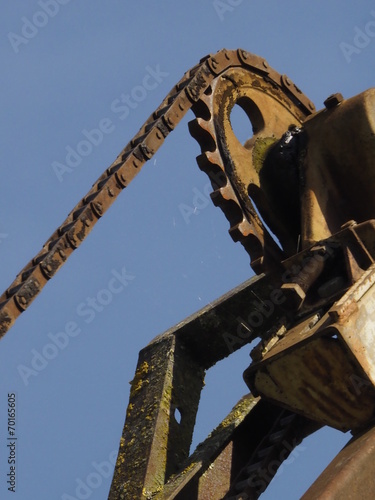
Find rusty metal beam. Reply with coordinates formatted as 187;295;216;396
108;273;290;498
302;425;375;499
158;398;319;500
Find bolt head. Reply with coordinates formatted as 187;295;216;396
324;93;343;109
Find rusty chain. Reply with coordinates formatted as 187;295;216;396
0;48;314;338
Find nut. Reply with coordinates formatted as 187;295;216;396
324;93;343;109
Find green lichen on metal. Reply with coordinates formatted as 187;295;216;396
252;136;278;174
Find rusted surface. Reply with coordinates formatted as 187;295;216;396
246;331;375;431
244;247;375;432
109;273;291;498
3;46;375;498
302;424;375;499
0;48;314;338
301;88;375;249
189;60;312;272
108;333;204;499
330;264;375;387
156;398;319;500
157;395;261;500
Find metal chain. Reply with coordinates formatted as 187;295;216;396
0;49;314;338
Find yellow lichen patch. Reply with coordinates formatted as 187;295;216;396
217;396;257;430
126;403;134;418
130;361;150;395
180;461;198;476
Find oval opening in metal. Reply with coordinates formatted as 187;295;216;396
230;97;265;145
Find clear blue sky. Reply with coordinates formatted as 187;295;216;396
1;1;374;498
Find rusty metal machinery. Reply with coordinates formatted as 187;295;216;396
2;49;375;498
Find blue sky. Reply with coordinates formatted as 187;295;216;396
1;1;375;498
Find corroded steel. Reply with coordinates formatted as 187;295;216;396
244;224;375;432
3;47;375;499
300;88;375;248
0;49;314;338
302;425;375;499
189;57;312;272
107;265;320;499
108;273;290;498
159;400;319;500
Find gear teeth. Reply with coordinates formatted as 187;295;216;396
196;152;226;189
210;186;245;229
188;118;216;153
190;94;264;267
229;220;256;242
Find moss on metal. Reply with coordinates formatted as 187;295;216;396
252;136;278;175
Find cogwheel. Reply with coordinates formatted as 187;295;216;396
189;49;314;274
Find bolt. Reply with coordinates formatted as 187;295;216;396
263;60;268;69
324;93;343;109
